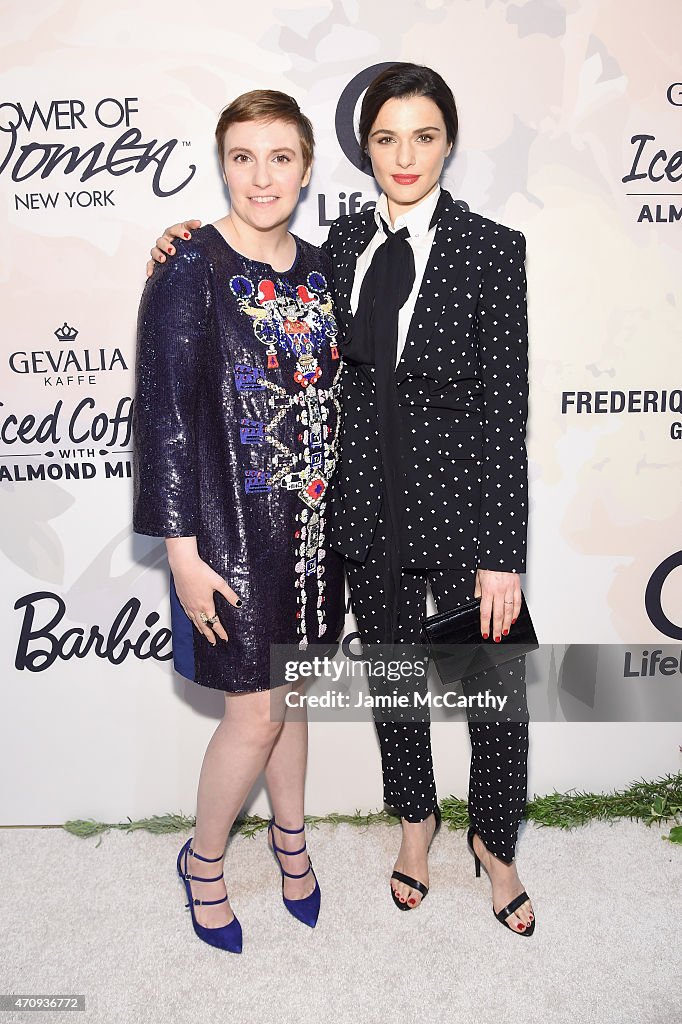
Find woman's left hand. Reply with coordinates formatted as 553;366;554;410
474;569;522;641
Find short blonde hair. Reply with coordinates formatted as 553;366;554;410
215;89;315;172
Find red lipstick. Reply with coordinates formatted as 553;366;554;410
392;174;420;185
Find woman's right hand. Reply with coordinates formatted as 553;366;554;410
166;539;241;646
146;219;203;278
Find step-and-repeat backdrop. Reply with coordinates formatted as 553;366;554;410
2;0;681;823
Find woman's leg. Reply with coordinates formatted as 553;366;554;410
464;654;532;928
186;685;288;928
430;571;534;931
346;510;439;908
263;692;316;901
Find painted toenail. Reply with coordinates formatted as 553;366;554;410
408;898;416;905
517;923;525;930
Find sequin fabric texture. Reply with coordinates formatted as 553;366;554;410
132;225;345;691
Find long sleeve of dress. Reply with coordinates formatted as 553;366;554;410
475;229;529;573
132;244;212;537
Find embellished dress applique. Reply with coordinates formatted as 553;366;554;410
132;224;345;692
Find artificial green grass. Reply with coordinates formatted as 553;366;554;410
61;772;682;845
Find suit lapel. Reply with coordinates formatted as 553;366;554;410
395;195;470;385
333;211;376;334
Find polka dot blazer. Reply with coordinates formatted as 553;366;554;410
321;188;529;575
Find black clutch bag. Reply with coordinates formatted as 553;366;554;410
421;591;539;686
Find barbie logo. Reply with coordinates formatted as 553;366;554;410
13;591;173;671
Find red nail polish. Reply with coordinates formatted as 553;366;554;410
408;898;416;905
482;633;489;639
517;923;525;930
502;629;508;636
494;636;501;642
183;232;190;238
167;247;173;254
511;618;517;624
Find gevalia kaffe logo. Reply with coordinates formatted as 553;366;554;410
0;96;196;209
1;321;133;481
8;322;127;387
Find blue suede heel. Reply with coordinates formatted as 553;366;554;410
176;837;242;953
267;819;321;929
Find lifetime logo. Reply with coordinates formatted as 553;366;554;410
317;64;395;226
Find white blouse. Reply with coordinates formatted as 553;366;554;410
349;183;441;367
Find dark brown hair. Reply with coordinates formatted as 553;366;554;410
215;89;315;171
358;64;458;155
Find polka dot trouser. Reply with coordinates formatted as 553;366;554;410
345;506;529;863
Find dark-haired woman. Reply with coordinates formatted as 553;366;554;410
147;64;534;936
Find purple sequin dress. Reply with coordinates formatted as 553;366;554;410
132;225;345;691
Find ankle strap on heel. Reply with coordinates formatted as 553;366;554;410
188;843;224;863
269;819;308;856
268;819;312;879
186;893;229;907
272;841;307;857
181;839;229;907
183;871;223;883
271;820;305;835
275;860;312;880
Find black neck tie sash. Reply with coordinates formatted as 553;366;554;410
340;191;447;642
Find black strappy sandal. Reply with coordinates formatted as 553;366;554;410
390;805;441;911
466;826;535;936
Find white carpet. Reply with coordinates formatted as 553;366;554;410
1;819;680;1024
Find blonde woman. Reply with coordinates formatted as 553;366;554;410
133;91;344;953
